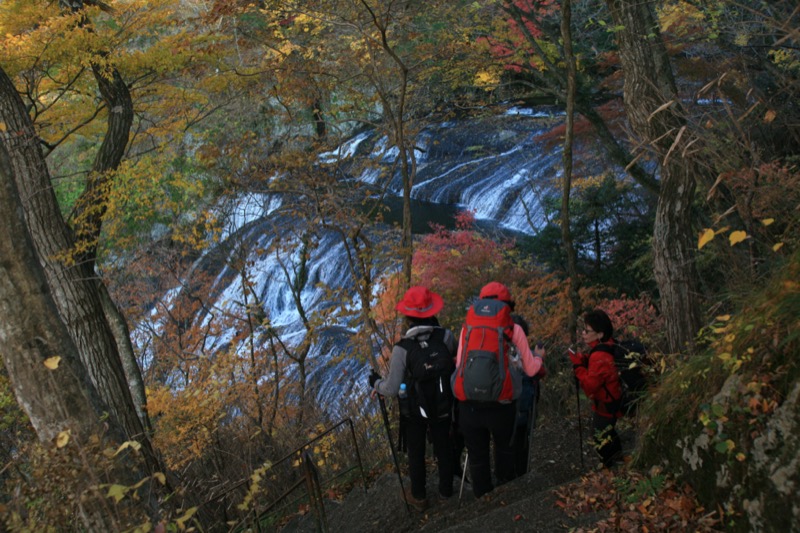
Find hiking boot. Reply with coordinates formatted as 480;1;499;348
402;488;428;512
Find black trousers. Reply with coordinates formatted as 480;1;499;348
513;377;539;476
405;415;454;499
592;412;622;467
458;401;517;498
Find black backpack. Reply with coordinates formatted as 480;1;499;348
398;328;455;420
595;339;650;416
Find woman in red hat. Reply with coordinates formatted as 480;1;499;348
370;286;457;511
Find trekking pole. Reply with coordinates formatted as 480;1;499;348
376;394;411;515
574;376;585;469
458;450;469;508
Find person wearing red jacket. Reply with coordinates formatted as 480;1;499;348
569;309;623;467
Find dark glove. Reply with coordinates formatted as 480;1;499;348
368;369;381;388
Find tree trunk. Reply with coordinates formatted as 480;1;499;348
560;0;582;345
604;0;702;352
0;140;142;531
0;142;109;442
0;67;153;452
87;66;151;428
98;281;150;428
62;0;151;433
71;64;134;267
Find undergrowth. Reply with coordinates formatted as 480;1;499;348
635;250;800;531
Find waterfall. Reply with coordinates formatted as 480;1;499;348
134;106;604;414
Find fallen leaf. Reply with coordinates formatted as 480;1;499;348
107;484;128;503
115;440;143;455
176;507;197;529
44;356;61;370
56;430;70;448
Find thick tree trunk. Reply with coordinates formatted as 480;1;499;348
0;141;137;531
0;67;153;450
0;143;108;442
0;139;162;529
605;0;702;352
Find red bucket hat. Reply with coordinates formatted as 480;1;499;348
395;286;444;318
479;281;513;303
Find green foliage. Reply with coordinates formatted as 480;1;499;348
100;154;217;256
613;471;667;504
526;174;657;296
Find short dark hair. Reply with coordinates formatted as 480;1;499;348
583;309;613;341
405;315;440;328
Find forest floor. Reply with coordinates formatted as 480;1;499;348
276;410;724;533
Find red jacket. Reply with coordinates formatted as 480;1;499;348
573;340;622;418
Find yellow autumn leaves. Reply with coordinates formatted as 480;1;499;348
697;218;783;251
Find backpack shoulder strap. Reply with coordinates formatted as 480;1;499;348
427;326;447;344
592;343;615;356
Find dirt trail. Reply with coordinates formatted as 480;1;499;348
280;412;636;532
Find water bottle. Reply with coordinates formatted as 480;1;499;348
398;383;411;417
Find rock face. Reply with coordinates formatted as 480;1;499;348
741;383;800;531
651;376;800;533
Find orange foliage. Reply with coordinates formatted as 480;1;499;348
513;275;601;346
410;211;519;329
147;384;223;470
376;210;610;347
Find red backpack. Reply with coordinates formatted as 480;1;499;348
452;298;520;403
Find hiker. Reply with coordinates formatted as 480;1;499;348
569;309;623;468
452;282;546;498
370;286;457;510
508;313;544;476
